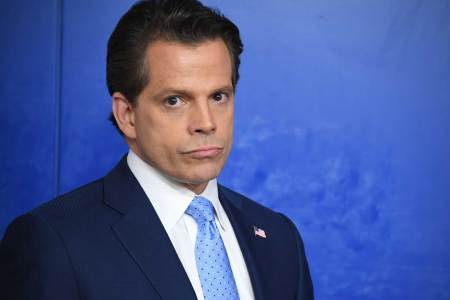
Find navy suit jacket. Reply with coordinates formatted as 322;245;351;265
0;157;313;300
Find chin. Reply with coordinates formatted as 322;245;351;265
186;171;219;185
183;164;222;184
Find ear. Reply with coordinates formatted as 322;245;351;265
112;92;137;139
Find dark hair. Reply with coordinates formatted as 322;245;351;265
106;0;243;133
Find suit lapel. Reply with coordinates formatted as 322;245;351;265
218;186;265;300
103;157;270;299
104;157;196;300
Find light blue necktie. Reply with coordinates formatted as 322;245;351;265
186;196;240;300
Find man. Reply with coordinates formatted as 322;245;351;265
0;0;313;299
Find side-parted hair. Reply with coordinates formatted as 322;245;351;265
106;0;243;133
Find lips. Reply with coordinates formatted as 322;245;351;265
183;146;223;159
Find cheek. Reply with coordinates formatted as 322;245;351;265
134;115;170;155
143;122;190;161
220;112;234;140
141;128;178;154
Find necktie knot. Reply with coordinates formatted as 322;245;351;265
186;196;215;224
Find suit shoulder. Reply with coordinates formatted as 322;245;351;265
0;209;80;298
29;178;105;223
219;184;304;239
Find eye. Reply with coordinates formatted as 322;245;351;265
164;95;183;107
212;92;229;102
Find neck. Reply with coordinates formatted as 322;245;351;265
182;182;208;195
128;148;211;196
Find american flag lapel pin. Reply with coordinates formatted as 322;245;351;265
253;226;267;239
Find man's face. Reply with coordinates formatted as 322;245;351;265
125;39;234;193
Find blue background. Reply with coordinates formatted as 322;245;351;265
1;0;449;299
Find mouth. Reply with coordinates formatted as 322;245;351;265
183;146;223;159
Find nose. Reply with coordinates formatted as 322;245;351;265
188;101;217;135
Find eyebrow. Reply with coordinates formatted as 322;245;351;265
215;85;235;94
153;85;234;99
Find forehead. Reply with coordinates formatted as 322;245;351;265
144;39;233;91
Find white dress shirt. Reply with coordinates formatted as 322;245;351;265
127;150;255;300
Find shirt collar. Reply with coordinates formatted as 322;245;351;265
126;150;227;232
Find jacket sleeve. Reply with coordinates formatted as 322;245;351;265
279;213;314;300
0;213;79;300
